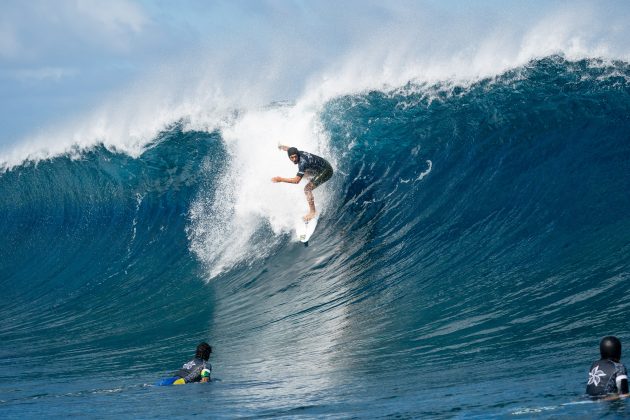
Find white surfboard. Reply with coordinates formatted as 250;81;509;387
295;215;319;243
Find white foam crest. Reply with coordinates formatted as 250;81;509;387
0;47;277;170
3;2;629;170
0;83;232;170
297;3;630;106
188;104;334;279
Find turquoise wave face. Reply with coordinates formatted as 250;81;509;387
0;57;629;417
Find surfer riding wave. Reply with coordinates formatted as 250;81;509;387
272;145;333;221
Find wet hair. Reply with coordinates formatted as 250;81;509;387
287;147;299;157
600;336;622;361
196;342;212;361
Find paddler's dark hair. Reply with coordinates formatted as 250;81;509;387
196;342;212;361
287;147;299;157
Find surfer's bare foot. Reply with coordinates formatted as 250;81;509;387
303;212;316;222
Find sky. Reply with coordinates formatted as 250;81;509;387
1;0;629;157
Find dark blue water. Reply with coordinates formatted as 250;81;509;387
1;57;629;418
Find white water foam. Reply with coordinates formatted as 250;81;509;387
188;103;335;279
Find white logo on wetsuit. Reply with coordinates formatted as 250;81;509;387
588;365;607;386
182;361;195;370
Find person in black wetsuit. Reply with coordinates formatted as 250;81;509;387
586;336;629;397
156;342;212;386
272;145;333;221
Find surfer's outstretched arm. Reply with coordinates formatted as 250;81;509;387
272;175;302;184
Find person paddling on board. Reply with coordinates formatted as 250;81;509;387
272;145;333;221
156;342;212;386
586;336;629;398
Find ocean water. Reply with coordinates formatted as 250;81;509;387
1;56;630;418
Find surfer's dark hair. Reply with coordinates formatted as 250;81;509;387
287;147;299;157
196;342;212;360
600;336;622;361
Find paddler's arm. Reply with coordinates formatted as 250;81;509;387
272;175;302;184
619;376;629;395
603;377;629;400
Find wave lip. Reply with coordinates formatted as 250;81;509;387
5;0;630;170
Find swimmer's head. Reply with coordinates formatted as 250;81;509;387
196;342;212;361
600;336;622;362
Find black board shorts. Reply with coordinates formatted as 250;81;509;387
310;165;333;188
